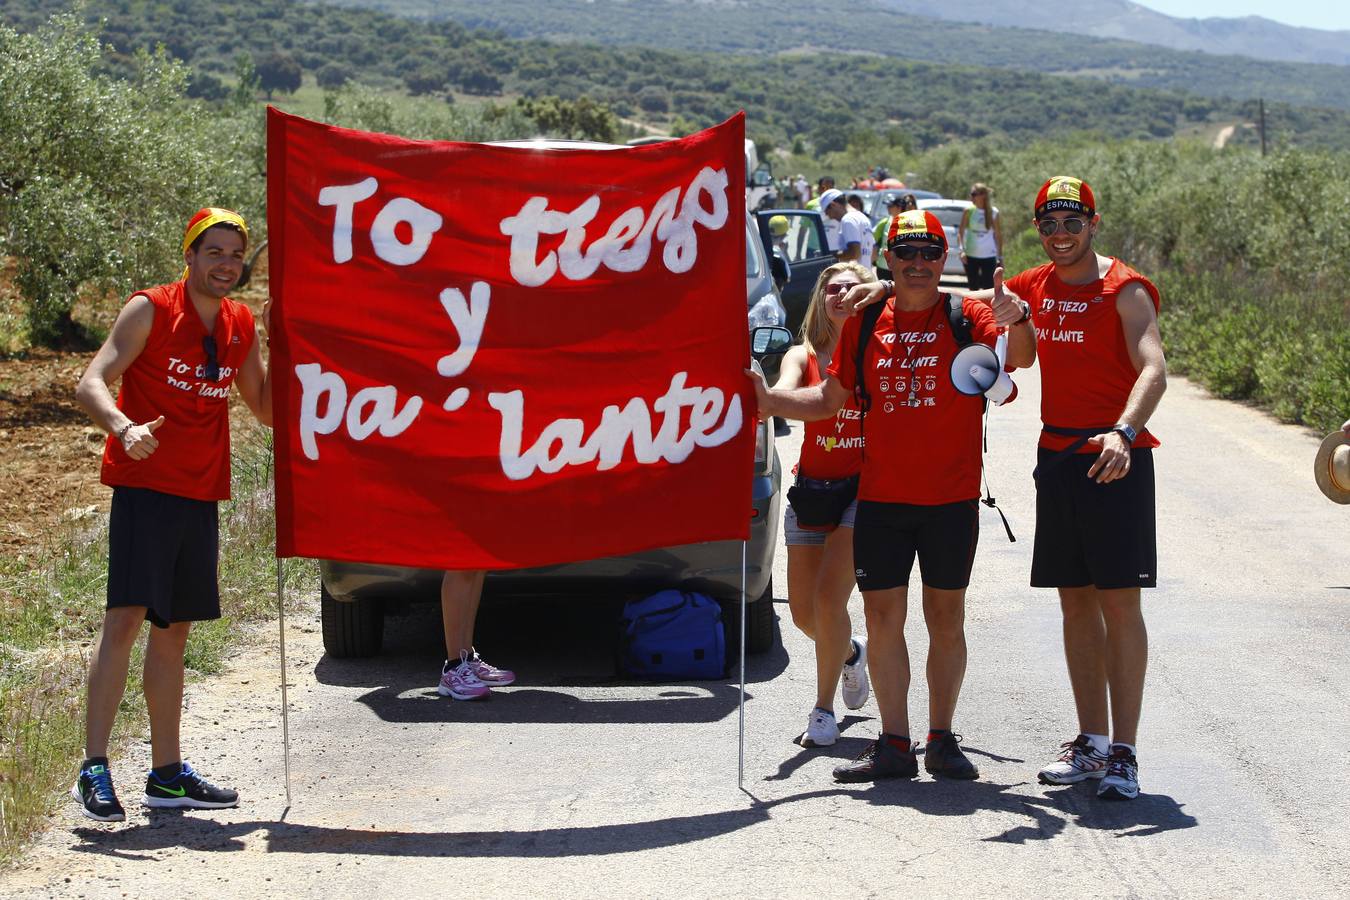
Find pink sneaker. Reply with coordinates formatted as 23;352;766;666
469;650;516;686
437;652;490;700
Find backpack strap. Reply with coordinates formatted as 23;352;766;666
852;297;886;416
946;292;972;348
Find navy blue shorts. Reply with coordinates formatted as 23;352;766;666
1031;447;1157;590
107;486;220;628
852;499;980;591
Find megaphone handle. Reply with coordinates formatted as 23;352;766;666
995;329;1008;369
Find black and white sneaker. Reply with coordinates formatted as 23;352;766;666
1097;746;1140;801
142;762;239;809
1038;734;1110;785
72;761;125;822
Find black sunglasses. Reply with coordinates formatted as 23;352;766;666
1037;217;1088;236
202;336;221;382
890;244;944;262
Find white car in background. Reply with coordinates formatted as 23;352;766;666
916;198;999;287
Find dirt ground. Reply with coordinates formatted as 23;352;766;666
0;348;110;557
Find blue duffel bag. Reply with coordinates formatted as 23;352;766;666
618;590;726;680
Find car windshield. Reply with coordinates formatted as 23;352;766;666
925;207;968;228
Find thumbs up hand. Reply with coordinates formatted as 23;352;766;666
120;415;165;460
989;266;1027;328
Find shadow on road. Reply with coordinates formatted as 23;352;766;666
69;791;856;860
312;594;791;725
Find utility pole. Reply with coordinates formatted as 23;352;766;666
1259;98;1267;157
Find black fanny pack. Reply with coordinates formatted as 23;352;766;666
787;474;860;531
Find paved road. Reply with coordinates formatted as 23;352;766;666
6;369;1348;898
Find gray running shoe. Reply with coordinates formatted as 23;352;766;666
840;637;870;710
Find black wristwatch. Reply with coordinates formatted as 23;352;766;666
1013;300;1032;325
1112;423;1138;444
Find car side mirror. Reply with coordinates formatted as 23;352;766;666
769;247;790;290
750;325;793;360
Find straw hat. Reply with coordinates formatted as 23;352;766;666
1314;430;1350;504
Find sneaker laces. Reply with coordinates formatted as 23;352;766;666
455;650;486;685
1057;737;1091;764
84;767;117;804
1105;751;1137;779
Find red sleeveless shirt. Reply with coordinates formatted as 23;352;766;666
1007;260;1162;453
100;281;256;501
797;350;863;481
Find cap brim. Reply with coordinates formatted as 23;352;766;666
1314;431;1350;504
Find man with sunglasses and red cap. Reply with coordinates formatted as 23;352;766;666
999;176;1166;801
71;208;272;821
751;210;1035;783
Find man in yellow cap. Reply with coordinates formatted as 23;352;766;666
71;208;272;821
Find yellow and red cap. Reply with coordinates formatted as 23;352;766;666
1034;177;1095;219
886;210;947;251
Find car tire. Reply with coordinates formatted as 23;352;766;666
320;585;384;658
720;578;776;661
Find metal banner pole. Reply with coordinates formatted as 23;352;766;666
738;540;747;789
276;556;292;807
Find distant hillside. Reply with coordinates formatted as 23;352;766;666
879;0;1350;67
6;0;1350;152
319;0;1350;113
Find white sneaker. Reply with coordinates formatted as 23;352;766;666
841;637;869;710
1096;746;1140;800
1038;734;1110;784
797;708;839;747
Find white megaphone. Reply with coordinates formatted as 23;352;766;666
950;331;1015;405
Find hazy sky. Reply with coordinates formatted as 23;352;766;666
1134;0;1350;31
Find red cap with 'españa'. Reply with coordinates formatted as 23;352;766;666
886;210;947;250
1035;176;1095;219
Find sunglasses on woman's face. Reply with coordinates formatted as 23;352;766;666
890;244;944;262
824;281;860;296
1037;217;1088;236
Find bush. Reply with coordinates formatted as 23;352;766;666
0;14;263;347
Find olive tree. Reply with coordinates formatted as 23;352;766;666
0;14;261;347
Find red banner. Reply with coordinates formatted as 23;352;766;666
267;109;752;569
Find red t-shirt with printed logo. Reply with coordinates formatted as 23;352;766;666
1005;260;1161;453
828;295;998;504
797;350;863;481
100;281;256;501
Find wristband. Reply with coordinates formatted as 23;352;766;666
116;422;134;443
882;280;894;297
1112;423;1138;444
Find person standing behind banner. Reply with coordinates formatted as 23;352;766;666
779;262;874;748
72;208;271;822
957;183;1003;291
751;211;1035;783
435;570;516;700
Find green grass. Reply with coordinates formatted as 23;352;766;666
0;421;315;867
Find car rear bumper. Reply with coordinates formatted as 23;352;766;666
321;464;781;606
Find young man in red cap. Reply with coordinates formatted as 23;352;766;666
1002;176;1167;801
751;210;1035;783
71;208;272;821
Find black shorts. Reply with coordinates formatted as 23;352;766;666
853;499;979;591
107;486;221;628
1031;447;1157;590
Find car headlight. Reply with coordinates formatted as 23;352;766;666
747;293;785;330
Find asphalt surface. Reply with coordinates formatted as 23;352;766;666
6;367;1348;898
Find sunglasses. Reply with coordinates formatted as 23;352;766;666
202;336;221;382
824;281;860;296
1036;217;1089;236
890;244;944;262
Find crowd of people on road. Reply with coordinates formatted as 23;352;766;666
70;166;1168;825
